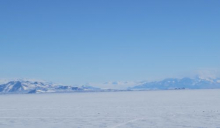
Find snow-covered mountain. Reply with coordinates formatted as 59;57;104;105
129;77;220;90
0;80;100;94
1;77;220;94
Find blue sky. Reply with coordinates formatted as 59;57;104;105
0;0;220;85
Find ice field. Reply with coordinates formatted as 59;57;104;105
0;89;220;128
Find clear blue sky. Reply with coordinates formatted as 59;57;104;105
0;0;220;85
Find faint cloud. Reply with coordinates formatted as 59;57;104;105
194;68;220;79
0;79;10;84
86;81;143;89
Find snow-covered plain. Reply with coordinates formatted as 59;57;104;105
0;89;220;128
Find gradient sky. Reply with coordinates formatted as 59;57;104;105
0;0;220;85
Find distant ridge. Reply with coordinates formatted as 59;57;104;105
129;77;220;90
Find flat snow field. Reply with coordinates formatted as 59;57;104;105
0;90;220;128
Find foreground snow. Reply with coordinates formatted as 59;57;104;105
0;89;220;128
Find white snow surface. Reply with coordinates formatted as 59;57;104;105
0;89;220;128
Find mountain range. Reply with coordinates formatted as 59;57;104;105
0;80;100;94
1;77;220;94
130;77;220;90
